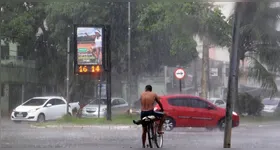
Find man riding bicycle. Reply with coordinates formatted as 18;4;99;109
133;85;165;148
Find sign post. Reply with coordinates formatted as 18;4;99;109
174;68;186;93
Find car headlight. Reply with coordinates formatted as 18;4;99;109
232;111;237;116
28;108;40;113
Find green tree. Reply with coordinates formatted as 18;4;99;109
232;2;280;95
137;1;231;98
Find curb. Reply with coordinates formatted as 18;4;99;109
239;122;280;127
30;124;141;130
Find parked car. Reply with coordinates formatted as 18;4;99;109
153;94;239;131
262;97;280;114
11;96;73;123
209;97;226;108
82;97;129;118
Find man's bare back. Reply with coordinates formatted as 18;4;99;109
140;91;159;111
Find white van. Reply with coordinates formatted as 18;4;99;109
262;97;280;113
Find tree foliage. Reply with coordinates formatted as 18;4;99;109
232;2;280;94
0;2;231;99
236;92;264;116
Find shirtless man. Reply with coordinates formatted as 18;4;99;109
133;85;165;148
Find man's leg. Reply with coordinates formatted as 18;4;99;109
157;113;166;134
142;126;147;148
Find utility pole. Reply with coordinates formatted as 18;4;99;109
127;1;132;112
0;22;2;121
223;2;243;148
0;10;2;146
66;36;70;115
0;10;2;128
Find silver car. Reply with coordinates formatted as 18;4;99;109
81;97;129;118
209;98;226;108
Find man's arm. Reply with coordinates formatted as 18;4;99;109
155;94;164;111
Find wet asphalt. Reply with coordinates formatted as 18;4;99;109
1;119;280;148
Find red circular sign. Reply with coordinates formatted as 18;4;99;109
174;68;186;79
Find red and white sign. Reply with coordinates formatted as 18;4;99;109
174;68;185;79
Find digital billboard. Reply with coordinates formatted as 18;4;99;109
76;27;103;65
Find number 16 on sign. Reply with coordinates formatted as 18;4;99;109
174;68;186;93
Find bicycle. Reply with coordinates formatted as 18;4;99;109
134;112;164;148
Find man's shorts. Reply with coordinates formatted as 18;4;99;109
141;110;164;120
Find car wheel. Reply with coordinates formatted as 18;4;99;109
218;118;226;131
163;117;175;131
37;114;45;123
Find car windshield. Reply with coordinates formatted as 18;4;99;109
89;99;107;105
22;98;48;106
263;98;280;105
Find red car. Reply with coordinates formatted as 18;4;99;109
154;94;239;131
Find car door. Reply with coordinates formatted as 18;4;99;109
55;99;67;118
44;99;56;120
188;98;217;127
167;97;192;127
47;99;62;119
115;98;129;114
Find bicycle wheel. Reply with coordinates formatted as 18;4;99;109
147;124;154;148
154;122;163;148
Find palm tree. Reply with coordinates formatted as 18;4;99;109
233;2;280;95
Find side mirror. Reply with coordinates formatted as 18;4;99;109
46;103;52;107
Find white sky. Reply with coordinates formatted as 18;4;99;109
214;2;235;19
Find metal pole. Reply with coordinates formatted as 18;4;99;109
179;79;182;93
66;36;70;115
98;78;101;118
105;26;112;121
223;2;243;148
127;1;132;111
0;18;2;126
21;84;25;103
0;11;2;146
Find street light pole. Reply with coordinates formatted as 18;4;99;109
127;1;132;112
66;36;70;115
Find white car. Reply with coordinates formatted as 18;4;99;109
11;96;72;123
82;97;129;118
209;98;226;108
262;97;280;113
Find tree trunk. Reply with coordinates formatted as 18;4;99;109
201;36;209;99
193;59;198;92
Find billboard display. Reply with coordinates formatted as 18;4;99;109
76;27;103;65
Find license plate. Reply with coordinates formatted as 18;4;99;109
17;113;23;117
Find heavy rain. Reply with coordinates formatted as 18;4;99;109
1;1;280;148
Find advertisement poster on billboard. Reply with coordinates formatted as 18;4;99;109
76;27;103;65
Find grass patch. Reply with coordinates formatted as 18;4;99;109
33;114;140;126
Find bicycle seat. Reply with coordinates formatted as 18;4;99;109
142;115;156;122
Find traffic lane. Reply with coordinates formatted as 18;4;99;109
2;123;280;148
